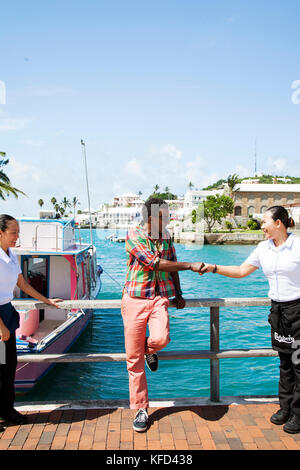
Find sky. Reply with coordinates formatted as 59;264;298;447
1;0;300;216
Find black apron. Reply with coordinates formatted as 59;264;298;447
268;298;300;354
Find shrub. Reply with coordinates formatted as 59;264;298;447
247;219;261;230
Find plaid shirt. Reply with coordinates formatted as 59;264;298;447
124;225;177;299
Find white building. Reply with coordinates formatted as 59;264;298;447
112;192;143;208
98;207;142;228
75;208;99;225
184;189;223;210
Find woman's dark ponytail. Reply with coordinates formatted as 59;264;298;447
288;216;295;228
267;206;295;229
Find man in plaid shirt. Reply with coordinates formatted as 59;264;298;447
121;197;204;432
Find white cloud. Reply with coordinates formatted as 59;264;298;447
232;164;253;178
25;85;74;97
0;117;30;131
267;157;287;174
20;139;44;147
159;144;182;161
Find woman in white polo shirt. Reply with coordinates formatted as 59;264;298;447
200;206;300;434
0;214;62;429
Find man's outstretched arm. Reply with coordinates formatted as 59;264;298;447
154;259;204;272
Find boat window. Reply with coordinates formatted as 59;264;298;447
22;257;49;298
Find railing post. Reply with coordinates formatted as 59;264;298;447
210;306;220;402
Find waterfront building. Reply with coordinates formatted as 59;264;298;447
75;208;99;226
97;206;142;228
233;184;300;221
184;189;223;211
112;192;144;208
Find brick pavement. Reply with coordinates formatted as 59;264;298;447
1;403;300;450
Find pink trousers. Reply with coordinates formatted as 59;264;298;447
121;291;170;409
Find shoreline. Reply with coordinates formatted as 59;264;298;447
77;226;300;245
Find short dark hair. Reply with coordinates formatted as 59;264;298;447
0;214;16;232
141;197;169;223
267;206;295;229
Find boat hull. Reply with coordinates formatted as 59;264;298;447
15;309;92;393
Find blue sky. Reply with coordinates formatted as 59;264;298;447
1;0;300;216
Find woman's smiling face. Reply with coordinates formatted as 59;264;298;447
0;219;20;250
261;210;281;239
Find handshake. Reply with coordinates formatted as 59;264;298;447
189;262;214;275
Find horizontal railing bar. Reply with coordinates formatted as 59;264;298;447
17;348;278;363
12;297;271;310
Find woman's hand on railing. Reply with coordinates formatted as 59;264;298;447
45;298;64;309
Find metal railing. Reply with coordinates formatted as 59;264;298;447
12;298;276;403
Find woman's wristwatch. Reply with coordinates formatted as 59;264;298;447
212;264;217;273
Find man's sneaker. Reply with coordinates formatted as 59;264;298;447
270;408;290;425
283;414;300;434
133;408;148;432
145;353;158;372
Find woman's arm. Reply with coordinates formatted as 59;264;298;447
200;262;257;278
16;274;63;308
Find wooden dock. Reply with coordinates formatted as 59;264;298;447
1;401;300;450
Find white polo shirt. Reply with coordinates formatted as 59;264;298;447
0;247;22;306
245;233;300;302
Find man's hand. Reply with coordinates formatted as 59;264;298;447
199;263;214;275
190;262;205;273
175;295;185;309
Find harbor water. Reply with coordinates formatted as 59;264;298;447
16;228;279;403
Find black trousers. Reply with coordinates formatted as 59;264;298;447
279;351;300;416
0;334;17;415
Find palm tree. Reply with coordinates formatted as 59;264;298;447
72;197;80;219
153;184;160;194
188;181;194;191
38;199;44;209
50;197;57;207
164;186;170;198
58;206;65;217
226;174;240;200
54;203;61;218
0;152;26;200
61;197;71;215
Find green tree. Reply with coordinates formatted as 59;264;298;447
38;199;44;209
72;197;80;219
188;181;194;191
54;203;61;218
51;197;57;207
153;184;160;193
203;194;234;232
226;173;241;201
58;206;65;217
61;197;71;214
0;152;26;200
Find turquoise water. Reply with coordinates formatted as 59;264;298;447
16;228;279;402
